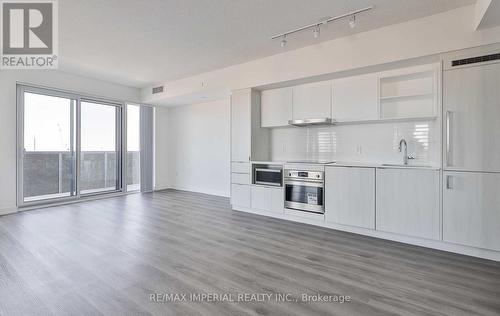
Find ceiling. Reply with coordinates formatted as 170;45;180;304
58;0;475;88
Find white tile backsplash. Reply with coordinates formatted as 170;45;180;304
270;120;440;165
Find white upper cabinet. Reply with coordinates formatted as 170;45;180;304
325;166;375;229
258;64;439;127
443;171;500;251
376;168;440;240
292;81;332;120
332;74;378;122
261;87;292;127
231;89;251;162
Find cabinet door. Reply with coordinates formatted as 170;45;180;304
325;167;375;229
332;74;378;121
443;171;500;251
261;88;292;127
292;81;332;120
443;63;500;172
251;186;269;211
251;186;284;213
231;184;250;208
376;168;440;240
270;187;284;213
231;90;251;162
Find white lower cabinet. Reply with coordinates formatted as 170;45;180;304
443;171;500;251
251;186;284;214
231;184;250;208
376;168;440;240
325;167;375;229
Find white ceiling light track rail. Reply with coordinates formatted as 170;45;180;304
271;6;373;47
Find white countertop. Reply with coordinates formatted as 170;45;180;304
327;161;440;170
251;160;440;170
251;160;286;165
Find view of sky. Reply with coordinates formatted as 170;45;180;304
24;93;74;151
24;93;140;152
81;101;117;151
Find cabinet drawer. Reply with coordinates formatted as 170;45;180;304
231;173;250;185
231;162;250;174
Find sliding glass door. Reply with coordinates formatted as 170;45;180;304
80;101;121;195
21;90;77;202
17;85;127;206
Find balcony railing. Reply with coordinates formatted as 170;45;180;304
23;151;140;199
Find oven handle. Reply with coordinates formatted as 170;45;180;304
255;181;282;187
284;180;324;188
255;168;282;173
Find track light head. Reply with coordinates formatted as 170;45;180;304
280;35;287;47
313;25;320;39
349;15;356;28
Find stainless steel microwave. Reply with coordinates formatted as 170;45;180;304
254;167;282;187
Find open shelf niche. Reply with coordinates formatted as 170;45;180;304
379;69;438;120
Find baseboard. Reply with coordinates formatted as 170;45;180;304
233;206;500;262
0;206;17;216
154;185;172;191
167;185;230;198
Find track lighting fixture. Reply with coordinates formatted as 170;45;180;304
313;25;320;39
349;15;356;28
271;6;372;47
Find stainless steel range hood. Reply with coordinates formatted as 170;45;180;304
288;118;335;127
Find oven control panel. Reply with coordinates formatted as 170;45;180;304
285;170;324;180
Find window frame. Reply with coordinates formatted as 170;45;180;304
16;84;130;208
125;103;141;192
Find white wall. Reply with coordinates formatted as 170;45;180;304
142;4;500;105
0;70;140;215
155;99;230;197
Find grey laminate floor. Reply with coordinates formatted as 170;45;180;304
1;190;500;316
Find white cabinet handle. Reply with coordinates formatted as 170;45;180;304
446;111;452;167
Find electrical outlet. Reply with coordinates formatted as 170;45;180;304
282;144;286;153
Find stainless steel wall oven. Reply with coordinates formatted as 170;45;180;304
284;169;324;213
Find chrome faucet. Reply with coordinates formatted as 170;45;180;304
398;138;415;165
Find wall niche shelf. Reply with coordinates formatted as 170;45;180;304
378;67;438;120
